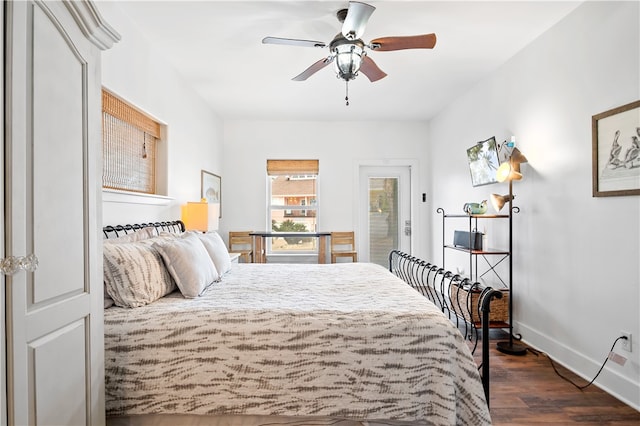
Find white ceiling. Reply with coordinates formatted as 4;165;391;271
113;1;582;122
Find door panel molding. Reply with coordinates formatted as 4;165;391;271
31;319;88;425
31;1;88;304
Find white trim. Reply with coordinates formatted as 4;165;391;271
62;0;120;50
519;322;640;411
102;189;173;206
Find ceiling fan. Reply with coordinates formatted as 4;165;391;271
262;1;436;104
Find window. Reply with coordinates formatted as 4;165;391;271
102;89;163;194
267;160;319;254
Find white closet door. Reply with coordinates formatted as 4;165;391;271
4;1;109;424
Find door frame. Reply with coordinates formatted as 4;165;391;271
353;159;418;263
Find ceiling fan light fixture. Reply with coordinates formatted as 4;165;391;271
331;37;365;81
334;44;364;80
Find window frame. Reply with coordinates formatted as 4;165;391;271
267;160;319;256
101;88;167;195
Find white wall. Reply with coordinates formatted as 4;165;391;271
428;1;639;408
98;2;224;226
222;120;430;257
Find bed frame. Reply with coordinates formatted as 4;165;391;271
102;220;185;239
388;249;503;406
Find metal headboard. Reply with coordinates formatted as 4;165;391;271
102;220;185;239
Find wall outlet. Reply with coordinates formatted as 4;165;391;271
621;331;632;352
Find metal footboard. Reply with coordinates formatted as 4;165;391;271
389;250;503;404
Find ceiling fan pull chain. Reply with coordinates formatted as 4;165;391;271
345;81;349;106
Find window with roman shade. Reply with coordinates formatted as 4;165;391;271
267;159;319;254
102;89;161;194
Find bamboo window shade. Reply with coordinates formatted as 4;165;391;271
266;159;319;175
102;90;161;194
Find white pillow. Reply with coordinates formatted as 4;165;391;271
153;233;218;298
103;241;176;308
196;231;232;276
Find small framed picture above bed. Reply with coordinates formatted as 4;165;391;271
201;170;222;218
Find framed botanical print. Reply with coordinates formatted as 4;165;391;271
592;100;640;197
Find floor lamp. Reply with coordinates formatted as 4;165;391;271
491;147;528;356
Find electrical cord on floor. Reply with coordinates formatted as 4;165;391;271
529;335;627;390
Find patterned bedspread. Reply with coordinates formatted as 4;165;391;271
104;262;491;425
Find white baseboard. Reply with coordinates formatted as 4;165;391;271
517;322;640;411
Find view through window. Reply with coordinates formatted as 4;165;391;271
267;160;318;254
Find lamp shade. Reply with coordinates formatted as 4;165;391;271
490;193;515;212
510;147;528;165
496;161;523;182
181;201;219;232
496;147;528;182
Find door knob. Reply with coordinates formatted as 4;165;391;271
0;254;39;275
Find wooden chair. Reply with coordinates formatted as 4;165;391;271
330;231;357;263
229;231;253;263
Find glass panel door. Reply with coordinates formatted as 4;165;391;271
369;177;399;266
359;166;411;267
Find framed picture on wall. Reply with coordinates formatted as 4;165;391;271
201;170;222;217
466;136;500;187
592;100;640;197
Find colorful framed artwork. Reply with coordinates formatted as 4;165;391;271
592;100;640;197
201;170;222;217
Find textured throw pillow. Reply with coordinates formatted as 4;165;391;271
196;231;232;276
103;241;176;308
153;232;218;298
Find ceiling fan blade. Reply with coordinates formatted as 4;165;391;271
369;33;437;51
342;2;375;40
359;56;387;82
262;36;326;48
292;57;334;81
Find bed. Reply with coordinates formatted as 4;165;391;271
102;222;491;426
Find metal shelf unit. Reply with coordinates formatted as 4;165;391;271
437;207;526;355
438;211;510;287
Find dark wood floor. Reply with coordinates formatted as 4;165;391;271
474;332;640;425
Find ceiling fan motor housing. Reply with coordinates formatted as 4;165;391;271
336;8;348;23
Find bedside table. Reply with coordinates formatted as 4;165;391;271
229;252;240;264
